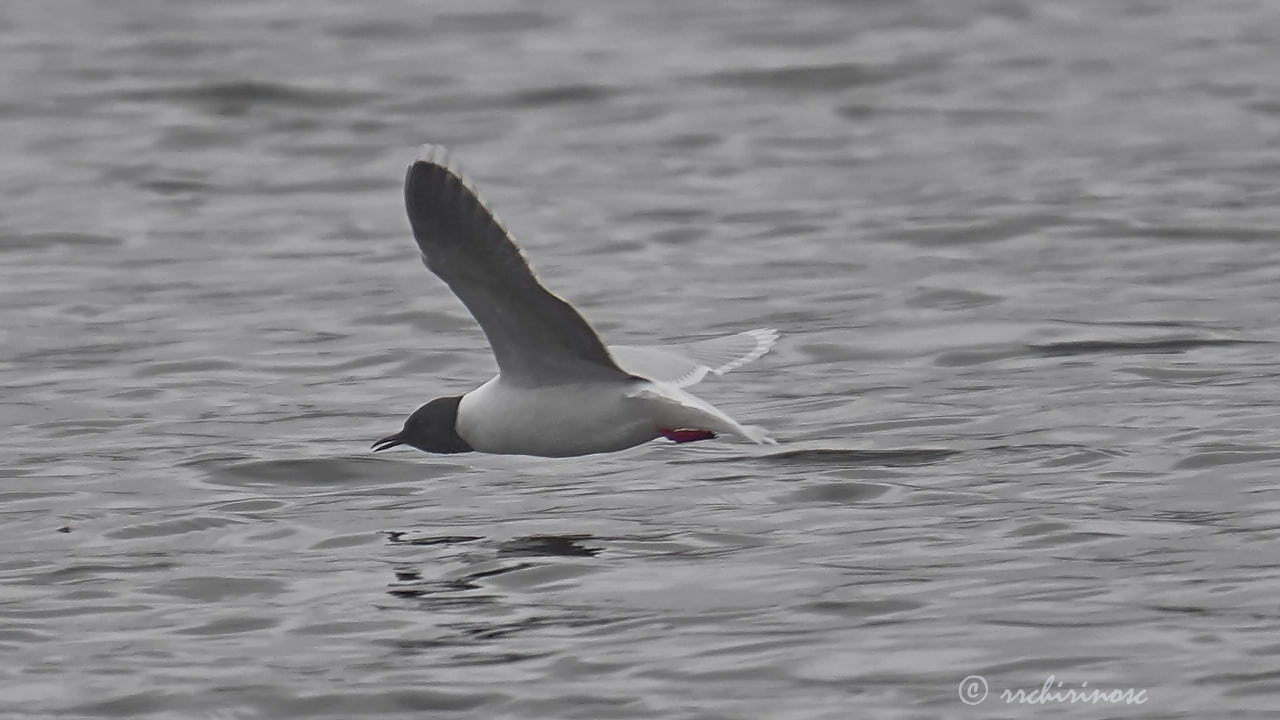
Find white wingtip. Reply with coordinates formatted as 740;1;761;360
416;143;452;166
407;143;520;256
710;328;780;376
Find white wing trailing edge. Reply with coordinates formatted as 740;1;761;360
609;328;779;388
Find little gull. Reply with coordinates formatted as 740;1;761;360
372;145;778;458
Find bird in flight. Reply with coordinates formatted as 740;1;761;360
372;145;777;458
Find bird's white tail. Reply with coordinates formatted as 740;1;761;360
738;423;778;446
627;382;775;445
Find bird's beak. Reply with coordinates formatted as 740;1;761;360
371;432;404;452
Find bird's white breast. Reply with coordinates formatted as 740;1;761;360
456;377;661;457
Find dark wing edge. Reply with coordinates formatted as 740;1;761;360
403;144;629;382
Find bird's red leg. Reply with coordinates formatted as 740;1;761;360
660;428;717;443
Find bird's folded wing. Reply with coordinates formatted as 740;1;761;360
404;145;631;386
609;329;778;387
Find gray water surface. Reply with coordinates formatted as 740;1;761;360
4;1;1280;718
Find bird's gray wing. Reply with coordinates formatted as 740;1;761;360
404;145;632;386
609;329;779;388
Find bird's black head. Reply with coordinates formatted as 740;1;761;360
372;395;473;454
